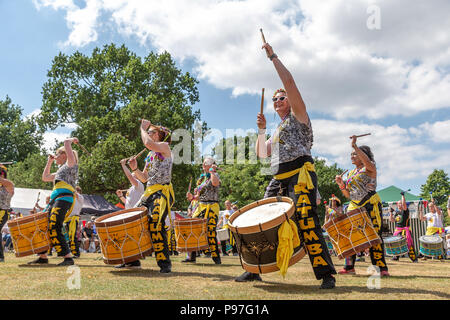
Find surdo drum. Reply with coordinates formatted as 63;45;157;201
419;235;444;258
228;197;306;274
173;218;209;252
217;228;230;242
383;236;408;257
323;207;381;259
8;211;51;257
94;207;153;265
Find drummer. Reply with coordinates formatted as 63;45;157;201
128;120;174;273
236;41;337;289
324;195;343;225
335;137;389;276
185;157;222;264
389;192;417;262
116;158;145;210
29;138;79;266
64;186;84;258
0;164;14;262
419;199;445;260
217;200;238;256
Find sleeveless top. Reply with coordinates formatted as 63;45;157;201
0;186;12;210
269;112;313;170
55;164;79;189
144;151;172;186
346;166;377;202
197;174;220;203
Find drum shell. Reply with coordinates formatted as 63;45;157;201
174;218;209;252
323;207;381;259
94;207;153;265
419;235;443;258
228;197;306;274
8;212;51;257
383;236;408;256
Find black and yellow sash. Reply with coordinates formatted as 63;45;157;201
141;183;175;228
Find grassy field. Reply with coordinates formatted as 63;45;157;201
0;252;449;300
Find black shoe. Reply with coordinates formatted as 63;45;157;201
235;271;262;282
392;256;399;261
181;258;196;263
213;256;222;265
115;260;141;269
320;275;336;289
160;267;172;273
0;258;4;262
57;258;75;266
28;257;49;265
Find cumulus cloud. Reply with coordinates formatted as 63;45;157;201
32;0;450;120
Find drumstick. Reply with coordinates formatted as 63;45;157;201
125;148;147;162
187;177;192;193
260;28;266;44
331;169;348;183
351;133;371;139
77;143;92;156
260;88;265;114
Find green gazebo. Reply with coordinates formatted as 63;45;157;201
377;185;421;204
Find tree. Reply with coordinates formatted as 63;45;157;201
36;44;204;208
0;96;42;163
420;169;450;208
8;152;54;189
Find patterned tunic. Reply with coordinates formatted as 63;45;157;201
270;112;313;169
0;186;12;210
54;164;79;189
145;151;172;186
346;166;377;202
198;176;220;203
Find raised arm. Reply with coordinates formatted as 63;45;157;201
120;158;140;188
262;43;309;125
64;138;78;168
42;155;56;182
140;119;171;158
255;113;271;158
0;177;14;195
350;136;376;175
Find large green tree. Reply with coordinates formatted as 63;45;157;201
0;96;42;163
35;44;205;208
420;169;450;208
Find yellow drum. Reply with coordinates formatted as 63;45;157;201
174;218;209;252
8;212;51;257
94;207;153;265
323;207;381;259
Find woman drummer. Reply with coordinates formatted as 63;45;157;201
235;42;337;289
185;157;222;264
29;138;79;266
126;119;174;273
334;136;389;276
0;165;14;262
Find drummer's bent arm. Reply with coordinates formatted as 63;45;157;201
255;135;271;158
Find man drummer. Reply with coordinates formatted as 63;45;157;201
235;41;337;289
419;199;446;260
389;192;417;262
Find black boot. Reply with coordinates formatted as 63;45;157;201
235;271;262;282
320;275;336;289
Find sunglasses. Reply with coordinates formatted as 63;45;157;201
272;96;287;102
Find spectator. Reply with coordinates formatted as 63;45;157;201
82;221;99;253
2;225;12;252
217;200;238;256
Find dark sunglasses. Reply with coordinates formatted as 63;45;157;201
272;96;287;102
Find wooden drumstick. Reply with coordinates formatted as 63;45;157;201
77;143;92;156
125;148;147;162
187;177;193;193
260;88;265;114
331;169;348;183
260;28;267;44
352;133;371;139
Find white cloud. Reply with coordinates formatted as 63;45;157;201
33;0;450;120
42;131;71;153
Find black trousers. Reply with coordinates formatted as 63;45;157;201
47;199;73;257
265;168;337;280
0;209;11;259
140;192;171;270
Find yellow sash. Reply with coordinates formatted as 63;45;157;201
142;183;175;229
66;215;80;240
53;181;75;193
193;202;219;220
276;219;300;278
426;227;444;236
274;162;315;190
348;193;382;229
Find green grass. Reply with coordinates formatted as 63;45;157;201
0;252;449;300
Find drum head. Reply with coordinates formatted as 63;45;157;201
384;236;403;243
232;202;292;228
95;207;147;226
420;235;443;244
102;210;141;222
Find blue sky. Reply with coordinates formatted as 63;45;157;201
1;0;450;196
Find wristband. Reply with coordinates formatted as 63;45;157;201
339;184;346;190
209;167;216;173
258;128;266;135
269;53;278;61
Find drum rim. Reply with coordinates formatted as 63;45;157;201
419;235;443;244
228;196;295;235
7;211;48;227
94;207;148;227
322;207;367;230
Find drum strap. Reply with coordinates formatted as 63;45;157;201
274;162;315;191
142;183;175;229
